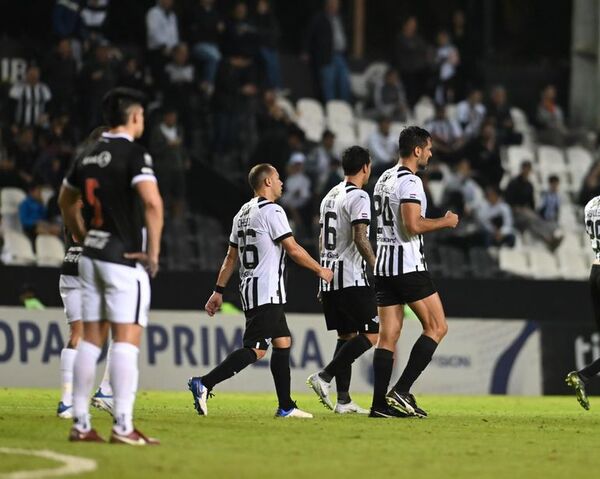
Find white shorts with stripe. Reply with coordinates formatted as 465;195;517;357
78;256;150;327
59;274;82;323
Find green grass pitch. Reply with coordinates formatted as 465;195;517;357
1;389;599;478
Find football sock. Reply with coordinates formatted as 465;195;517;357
393;335;438;393
72;341;101;432
371;348;394;409
318;339;346;383
202;347;258;390
60;347;77;405
579;357;600;382
98;340;113;395
110;342;139;436
270;347;295;410
324;336;373;403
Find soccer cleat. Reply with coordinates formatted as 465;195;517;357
368;405;410;418
385;390;428;418
57;401;73;419
68;427;106;442
566;371;590;410
91;388;114;416
110;428;160;446
275;405;314;418
188;377;209;416
334;401;369;414
306;372;333;410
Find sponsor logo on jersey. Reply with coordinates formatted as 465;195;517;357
82;151;111;168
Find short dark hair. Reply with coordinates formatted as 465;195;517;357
102;87;146;127
398;126;431;158
248;163;274;191
549;174;560;183
342;146;371;175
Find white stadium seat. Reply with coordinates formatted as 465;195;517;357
276;97;297;122
390;121;408;140
537;145;567;174
558;251;589;280
413;98;435;126
567;146;594;190
35;234;65;267
1;230;36;265
505;145;535;176
357;118;377;144
296;98;325;142
326;100;354;129
498;249;532;277
510;107;531;133
529;248;561;279
0;187;27;232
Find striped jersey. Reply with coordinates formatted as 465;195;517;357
585;196;600;260
373;165;428;276
229;196;293;311
319;181;371;292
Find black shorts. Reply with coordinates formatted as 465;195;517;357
374;271;437;307
321;286;379;335
590;264;600;331
243;304;291;350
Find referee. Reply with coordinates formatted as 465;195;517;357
189;164;333;418
370;126;458;418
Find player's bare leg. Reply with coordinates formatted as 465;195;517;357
386;293;448;418
272;336;312;418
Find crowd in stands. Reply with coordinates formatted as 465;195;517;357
0;0;598;276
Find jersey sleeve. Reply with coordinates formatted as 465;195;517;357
265;205;293;242
228;215;239;248
62;159;80;191
399;176;423;205
347;190;371;225
129;148;157;187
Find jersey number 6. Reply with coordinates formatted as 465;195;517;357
238;229;259;268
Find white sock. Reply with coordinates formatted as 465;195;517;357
110;342;139;435
60;348;77;405
72;341;101;432
98;340;113;395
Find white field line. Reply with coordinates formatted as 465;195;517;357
0;448;97;479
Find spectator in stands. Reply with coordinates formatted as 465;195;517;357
462;120;504;187
9;65;52;129
320;157;344;201
52;0;82;39
8;127;38;185
536;84;578;147
146;0;180;88
505;161;563;250
280;152;313;238
367;116;398;173
119;55;147;94
393;15;433;107
303;0;351;102
80;0;110;45
18;183;61;242
78;41;117;131
538;175;561;223
165;43;197;139
254;0;282;90
442;158;484;220
34;115;75;190
476;185;516;247
424;103;464;164
373;68;409;122
434;29;460;104
149;107;189;219
450;10;472;99
579;161;600;206
0;156;26;191
307;129;338;196
486;85;522;146
223;1;258;59
44;39;78;117
456;88;486;139
188;0;223;96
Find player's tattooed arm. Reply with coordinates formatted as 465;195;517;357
352;223;376;269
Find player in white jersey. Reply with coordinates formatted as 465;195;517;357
189;164;333;418
306;146;379;414
370;126;458;418
566;195;600;410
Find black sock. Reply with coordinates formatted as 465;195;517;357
270;347;295;410
579;357;600;382
393;335;438;393
319;339;346;383
324;335;373;402
202;348;257;390
371;348;394;409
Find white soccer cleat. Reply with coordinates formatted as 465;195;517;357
56;401;73;419
306;372;334;410
334;401;369;415
91;388;114;416
275;407;314;418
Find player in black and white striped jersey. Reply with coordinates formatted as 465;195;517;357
189;164;333;418
370;126;459;418
307;146;379;414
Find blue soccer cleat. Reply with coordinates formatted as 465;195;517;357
188;377;209;416
56;401;73;419
91;388;114;416
274;402;313;418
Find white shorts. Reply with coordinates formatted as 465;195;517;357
78;256;151;327
59;274;82;323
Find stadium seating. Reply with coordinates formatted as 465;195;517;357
498;248;531;277
35;234;65;267
1;230;36;265
349;61;388;100
529;248;561;279
357;118;376;144
413;98;435;126
296;98;325;142
0;187;26;233
276;96;297;122
505;145;535;176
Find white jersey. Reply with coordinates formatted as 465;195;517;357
584;196;600;260
319;181;371;292
229;197;293;311
373;165;428;276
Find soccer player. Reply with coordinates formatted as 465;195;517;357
566;195;600;410
306;146;378;414
59;87;164;444
189;163;333;418
370;126;458;418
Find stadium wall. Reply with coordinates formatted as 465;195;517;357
0;307;543;395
